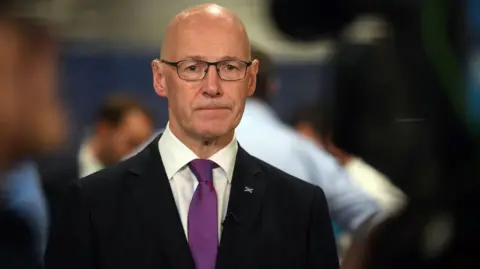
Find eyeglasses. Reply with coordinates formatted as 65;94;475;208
160;59;252;81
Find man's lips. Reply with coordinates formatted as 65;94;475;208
196;107;230;111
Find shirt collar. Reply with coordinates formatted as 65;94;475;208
158;123;238;183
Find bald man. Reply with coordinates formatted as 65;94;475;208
45;4;339;269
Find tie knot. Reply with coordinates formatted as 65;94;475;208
188;159;215;182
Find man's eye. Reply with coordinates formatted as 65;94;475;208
226;64;237;70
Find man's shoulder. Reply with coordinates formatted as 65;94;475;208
246;151;321;198
244;151;328;221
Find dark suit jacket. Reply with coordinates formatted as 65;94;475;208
36;147;80;235
0;210;42;269
45;135;339;269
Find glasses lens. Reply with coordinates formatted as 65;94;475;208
218;60;248;81
176;60;248;81
177;60;208;80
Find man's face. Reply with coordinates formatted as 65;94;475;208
0;24;66;165
102;111;154;165
153;15;258;139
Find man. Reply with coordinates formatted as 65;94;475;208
77;95;154;177
130;48;384;234
40;95;154;236
45;4;339;269
0;2;67;268
39;95;154;180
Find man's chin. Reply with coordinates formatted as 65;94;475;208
192;121;230;136
194;128;231;141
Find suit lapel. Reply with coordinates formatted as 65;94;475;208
128;135;195;269
216;145;267;268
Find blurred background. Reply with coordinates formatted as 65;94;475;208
48;0;335;135
12;0;479;267
22;0;473;144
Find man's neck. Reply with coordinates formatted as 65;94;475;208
168;122;233;159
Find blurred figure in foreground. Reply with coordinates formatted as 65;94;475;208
270;0;480;267
0;1;66;268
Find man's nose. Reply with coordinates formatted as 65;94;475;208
203;65;222;97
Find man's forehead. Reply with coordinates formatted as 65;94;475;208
165;25;249;60
161;4;251;60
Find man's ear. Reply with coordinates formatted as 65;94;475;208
247;59;259;97
152;59;167;97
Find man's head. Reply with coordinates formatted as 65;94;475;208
92;95;154;166
292;103;350;164
152;4;259;141
0;5;66;169
251;47;277;102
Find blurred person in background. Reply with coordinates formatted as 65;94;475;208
40;95;154;237
40;94;154;181
77;95;154;178
292;103;406;257
234;48;387;254
293;104;406;212
0;1;67;268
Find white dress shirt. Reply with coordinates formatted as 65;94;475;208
345;157;406;212
158;123;238;240
78;142;104;178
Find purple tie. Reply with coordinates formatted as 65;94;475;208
188;159;218;269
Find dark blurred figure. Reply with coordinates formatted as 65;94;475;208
270;0;480;268
40;94;154;239
0;1;67;268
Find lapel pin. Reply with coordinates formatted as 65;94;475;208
244;186;254;193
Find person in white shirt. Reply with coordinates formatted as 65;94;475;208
293;104;406;211
39;94;154;244
293;103;407;257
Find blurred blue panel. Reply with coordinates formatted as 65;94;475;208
271;63;330;122
467;0;480;128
